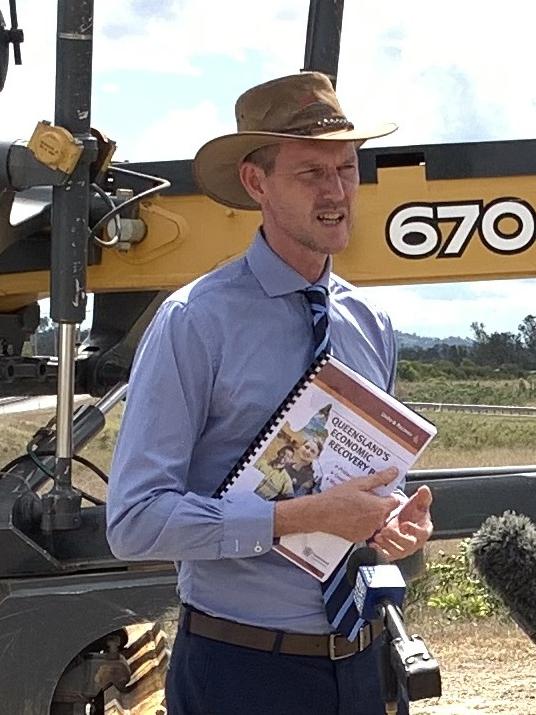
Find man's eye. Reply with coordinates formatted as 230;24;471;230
298;168;322;177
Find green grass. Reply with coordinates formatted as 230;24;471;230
397;377;536;405
410;411;536;469
419;411;536;450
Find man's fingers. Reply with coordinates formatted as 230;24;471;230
413;485;433;511
375;526;417;551
370;531;417;561
357;466;399;491
400;520;433;541
399;486;433;523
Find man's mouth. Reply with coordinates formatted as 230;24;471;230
317;211;345;225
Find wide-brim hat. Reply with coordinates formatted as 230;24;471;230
194;72;397;210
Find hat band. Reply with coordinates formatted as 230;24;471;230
280;115;354;136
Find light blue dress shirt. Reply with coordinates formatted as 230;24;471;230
107;230;397;634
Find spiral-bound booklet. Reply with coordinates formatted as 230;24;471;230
215;354;436;581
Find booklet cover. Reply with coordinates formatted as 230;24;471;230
216;354;436;581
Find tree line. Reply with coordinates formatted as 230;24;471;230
398;315;536;380
33;313;536;379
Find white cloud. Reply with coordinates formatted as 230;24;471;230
126;99;232;161
359;279;536;338
0;1;306;137
338;0;536;145
4;0;536;145
92;0;306;76
0;2;55;138
100;83;120;94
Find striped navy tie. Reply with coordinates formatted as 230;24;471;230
302;285;331;358
302;286;364;641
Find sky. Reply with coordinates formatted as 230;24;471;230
1;0;536;339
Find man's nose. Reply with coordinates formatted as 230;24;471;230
320;169;345;200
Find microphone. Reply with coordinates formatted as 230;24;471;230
346;545;442;705
469;511;536;645
346;546;406;620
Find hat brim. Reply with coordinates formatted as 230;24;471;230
193;123;398;210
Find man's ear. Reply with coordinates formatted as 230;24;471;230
239;162;266;205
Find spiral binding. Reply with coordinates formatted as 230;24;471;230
214;352;330;497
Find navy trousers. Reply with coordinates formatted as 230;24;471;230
165;627;409;715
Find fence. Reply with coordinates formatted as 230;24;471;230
407;401;536;416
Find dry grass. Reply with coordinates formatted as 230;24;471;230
0;403;122;500
414;446;536;470
4;404;536;494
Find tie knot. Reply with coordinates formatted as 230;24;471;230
302;285;329;309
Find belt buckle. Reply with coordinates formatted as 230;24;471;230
328;633;354;661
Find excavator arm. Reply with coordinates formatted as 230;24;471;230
3;139;536;397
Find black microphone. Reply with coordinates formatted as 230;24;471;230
469;511;536;645
346;546;441;704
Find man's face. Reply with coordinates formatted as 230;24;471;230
259;139;359;257
282;448;294;465
298;440;320;464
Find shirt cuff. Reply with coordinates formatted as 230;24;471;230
221;492;275;558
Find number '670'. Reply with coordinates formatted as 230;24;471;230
385;199;536;259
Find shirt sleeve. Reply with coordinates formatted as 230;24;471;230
106;299;274;563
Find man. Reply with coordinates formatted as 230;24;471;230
107;72;434;715
254;445;295;501
285;438;322;496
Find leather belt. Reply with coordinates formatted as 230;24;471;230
179;606;383;660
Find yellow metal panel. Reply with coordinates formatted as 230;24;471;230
341;165;536;285
87;197;260;291
2;162;536;313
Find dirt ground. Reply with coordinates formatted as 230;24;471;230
407;618;536;715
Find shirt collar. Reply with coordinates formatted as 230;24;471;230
246;229;332;298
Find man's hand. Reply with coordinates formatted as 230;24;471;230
370;485;433;561
274;467;400;543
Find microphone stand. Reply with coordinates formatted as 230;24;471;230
377;601;442;714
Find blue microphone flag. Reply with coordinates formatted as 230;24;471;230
347;546;406;621
353;562;406;620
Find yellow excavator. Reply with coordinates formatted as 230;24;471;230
0;0;535;712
